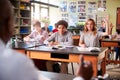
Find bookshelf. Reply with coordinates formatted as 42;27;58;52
10;0;31;38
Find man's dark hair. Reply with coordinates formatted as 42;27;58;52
0;0;14;44
56;20;68;28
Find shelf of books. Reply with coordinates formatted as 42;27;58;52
10;0;31;38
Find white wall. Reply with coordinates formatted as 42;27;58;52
49;0;61;29
49;7;61;29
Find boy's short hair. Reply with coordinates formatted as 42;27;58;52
33;21;41;27
56;20;68;28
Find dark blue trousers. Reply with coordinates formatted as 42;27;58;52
114;47;120;60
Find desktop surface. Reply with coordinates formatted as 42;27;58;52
13;41;107;56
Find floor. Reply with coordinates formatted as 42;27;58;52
67;51;120;79
106;64;120;79
68;63;120;79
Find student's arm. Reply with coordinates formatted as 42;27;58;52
110;32;117;40
79;33;86;47
23;36;31;41
109;23;114;35
101;20;109;36
101;15;109;36
44;33;56;45
23;32;34;41
39;31;49;42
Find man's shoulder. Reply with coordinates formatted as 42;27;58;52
5;48;28;59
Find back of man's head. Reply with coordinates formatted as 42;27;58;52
0;1;39;80
0;0;14;44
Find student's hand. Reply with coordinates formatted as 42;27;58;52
76;55;93;80
79;44;87;48
109;23;114;29
104;15;109;21
40;35;45;41
53;42;59;45
48;41;54;46
23;36;30;41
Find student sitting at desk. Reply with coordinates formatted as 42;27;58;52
79;18;109;47
98;19;114;39
44;20;73;74
23;21;48;44
109;28;120;60
79;18;109;75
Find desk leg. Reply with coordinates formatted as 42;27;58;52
101;50;110;76
15;50;26;54
26;51;30;57
101;50;108;75
92;58;98;77
101;57;106;76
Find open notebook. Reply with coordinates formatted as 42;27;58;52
77;47;101;52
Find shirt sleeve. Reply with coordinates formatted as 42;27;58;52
98;27;103;32
28;31;35;38
111;32;117;38
44;31;49;39
73;77;84;80
44;33;56;44
38;31;49;43
97;31;103;38
80;32;84;42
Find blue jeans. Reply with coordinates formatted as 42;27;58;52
114;47;120;60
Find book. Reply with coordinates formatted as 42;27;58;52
88;47;101;52
77;47;101;52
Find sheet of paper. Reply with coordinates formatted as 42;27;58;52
76;47;101;52
76;47;89;51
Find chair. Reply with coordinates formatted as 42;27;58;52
72;35;80;46
70;35;80;75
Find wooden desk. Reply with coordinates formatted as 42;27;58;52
13;42;107;77
101;39;120;73
26;46;107;77
101;39;120;47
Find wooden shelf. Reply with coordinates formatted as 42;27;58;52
10;0;31;37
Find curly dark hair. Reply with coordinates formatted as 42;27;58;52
56;20;68;28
